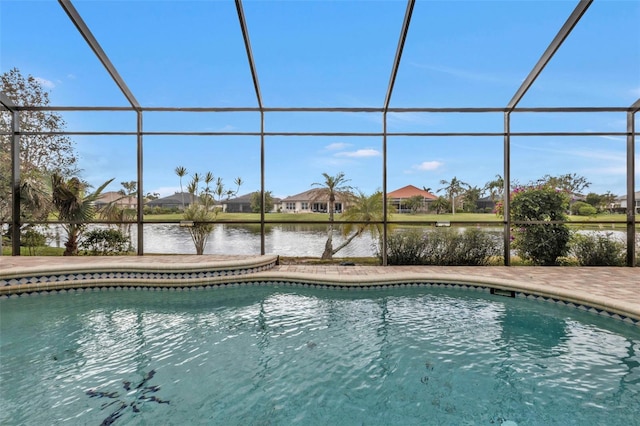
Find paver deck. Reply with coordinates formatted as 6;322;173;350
1;255;638;323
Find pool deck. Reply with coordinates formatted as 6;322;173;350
1;255;638;324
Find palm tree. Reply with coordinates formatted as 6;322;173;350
179;169;242;255
311;172;353;259
175;166;187;209
330;190;390;258
51;173;114;255
99;181;137;251
430;196;450;215
437;176;469;215
484;174;504;203
1;175;50;255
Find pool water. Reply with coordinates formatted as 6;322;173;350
1;286;639;425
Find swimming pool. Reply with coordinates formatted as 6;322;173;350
1;285;638;425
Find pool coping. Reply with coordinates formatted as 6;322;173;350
1;255;638;325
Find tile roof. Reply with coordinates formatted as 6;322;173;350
387;185;437;200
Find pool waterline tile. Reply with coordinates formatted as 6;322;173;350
0;255;638;324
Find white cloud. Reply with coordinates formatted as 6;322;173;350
34;77;55;89
326;142;350;151
67;74;76;80
414;161;443;171
335;149;381;158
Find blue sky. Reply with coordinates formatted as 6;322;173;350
1;0;638;199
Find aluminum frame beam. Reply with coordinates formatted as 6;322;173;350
381;0;415;265
11;111;20;255
383;0;415;110
0;92;17;112
235;0;263;110
1;92;20;255
506;0;592;110
626;111;636;266
58;0;140;110
235;0;266;254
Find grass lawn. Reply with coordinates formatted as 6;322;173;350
144;212;505;223
143;211;627;225
1;246;65;256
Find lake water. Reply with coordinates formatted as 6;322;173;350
44;223;381;257
143;224;379;257
40;224;628;258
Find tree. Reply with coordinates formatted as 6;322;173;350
535;173;590;194
484;174;504;203
250;191;274;213
99;181;137;250
509;185;571;265
437;177;469;214
177;167;242;255
430;196;450;215
51;173;114;256
404;195;424;214
462;186;483;213
145;192;160;201
175;166;188;208
311;172;354;259
330;191;389;257
600;191;617;212
585;193;603;209
119;181;137;196
1;68;78;227
585;192;616;212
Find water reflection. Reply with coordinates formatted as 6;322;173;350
42;223;625;259
141;223;378;257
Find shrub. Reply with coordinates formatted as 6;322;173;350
21;227;47;255
571;232;625;266
570;201;590;215
382;227;501;266
510;186;571;265
577;204;597;216
383;229;426;265
80;228;130;255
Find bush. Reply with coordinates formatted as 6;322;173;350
383;229;426;265
570;201;590;215
80;228;130;255
571;232;625;266
577;204;597;216
382;227;501;266
21;227;47;255
143;206;181;215
510;186;571;265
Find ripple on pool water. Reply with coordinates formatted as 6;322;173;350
1;286;639;425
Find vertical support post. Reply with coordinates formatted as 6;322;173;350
11;110;20;256
382;112;388;266
260;110;265;255
137;111;144;255
626;111;636;266
503;112;511;266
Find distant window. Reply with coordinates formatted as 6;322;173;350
301;202;308;210
286;202;296;210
